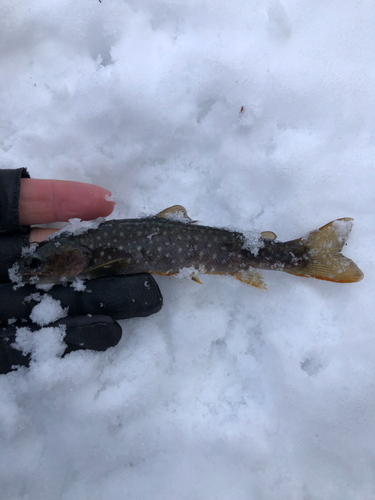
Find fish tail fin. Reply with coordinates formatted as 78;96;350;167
283;218;363;283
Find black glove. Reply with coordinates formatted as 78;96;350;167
0;169;163;374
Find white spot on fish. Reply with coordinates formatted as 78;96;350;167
100;251;104;256
137;246;142;251
119;245;123;251
157;247;162;252
120;232;124;237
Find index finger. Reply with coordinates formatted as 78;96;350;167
19;179;115;226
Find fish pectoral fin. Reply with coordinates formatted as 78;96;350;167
80;258;130;279
156;205;195;223
233;269;267;289
261;231;277;241
191;276;203;284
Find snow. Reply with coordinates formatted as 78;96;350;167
14;325;66;363
241;229;265;256
29;295;68;327
46;217;106;239
0;0;373;498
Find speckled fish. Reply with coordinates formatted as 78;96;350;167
16;205;363;287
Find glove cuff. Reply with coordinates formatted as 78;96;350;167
0;168;30;235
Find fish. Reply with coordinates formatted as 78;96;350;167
16;205;364;287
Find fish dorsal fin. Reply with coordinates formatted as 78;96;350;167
80;258;130;279
261;231;277;241
233;269;267;289
156;205;195;222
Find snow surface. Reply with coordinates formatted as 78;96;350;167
0;0;373;498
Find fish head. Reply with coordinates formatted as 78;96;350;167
18;240;91;284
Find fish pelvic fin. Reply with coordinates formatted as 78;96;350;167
283;218;363;283
191;276;203;284
233;269;267;289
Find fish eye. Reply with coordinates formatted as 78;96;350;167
26;253;44;271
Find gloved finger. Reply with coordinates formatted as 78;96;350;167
59;315;122;354
0;274;163;323
0;325;30;374
0;315;123;375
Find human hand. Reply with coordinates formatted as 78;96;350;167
0;169;162;374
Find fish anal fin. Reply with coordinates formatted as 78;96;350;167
284;218;364;283
80;258;130;279
261;231;277;241
233;269;267;289
156;205;195;222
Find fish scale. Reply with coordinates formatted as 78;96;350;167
82;218;251;276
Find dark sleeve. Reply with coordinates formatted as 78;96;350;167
0;168;31;283
0;168;30;234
